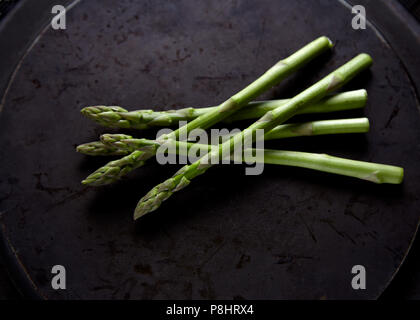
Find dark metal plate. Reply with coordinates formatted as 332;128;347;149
0;0;419;299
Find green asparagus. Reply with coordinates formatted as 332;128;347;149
82;36;333;186
78;134;402;185
81;89;367;129
77;118;370;157
134;53;374;219
261;150;403;184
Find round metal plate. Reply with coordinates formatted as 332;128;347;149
0;0;419;299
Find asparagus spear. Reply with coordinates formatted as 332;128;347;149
80;137;403;184
82;36;333;186
134;53;373;219
81;89;367;129
78;134;402;184
261;150;403;184
77;118;370;156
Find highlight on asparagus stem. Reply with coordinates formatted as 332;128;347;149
81;89;367;129
264;117;370;139
134;53;373;219
82;36;334;186
76;118;370;157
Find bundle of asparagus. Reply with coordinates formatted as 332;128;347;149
76;36;404;220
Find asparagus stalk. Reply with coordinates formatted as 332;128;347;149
134;53;373;219
230;89;367;122
264;117;370;139
82;36;333;186
78;134;402;184
81;89;367;129
77;118;370;156
261;150;403;184
81;137;403;184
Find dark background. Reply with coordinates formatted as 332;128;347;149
0;0;419;299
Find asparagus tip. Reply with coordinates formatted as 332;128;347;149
80;107;91;116
81;105;128;117
100;133;133;144
133;206;151;220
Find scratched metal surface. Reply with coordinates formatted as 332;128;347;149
0;0;419;299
